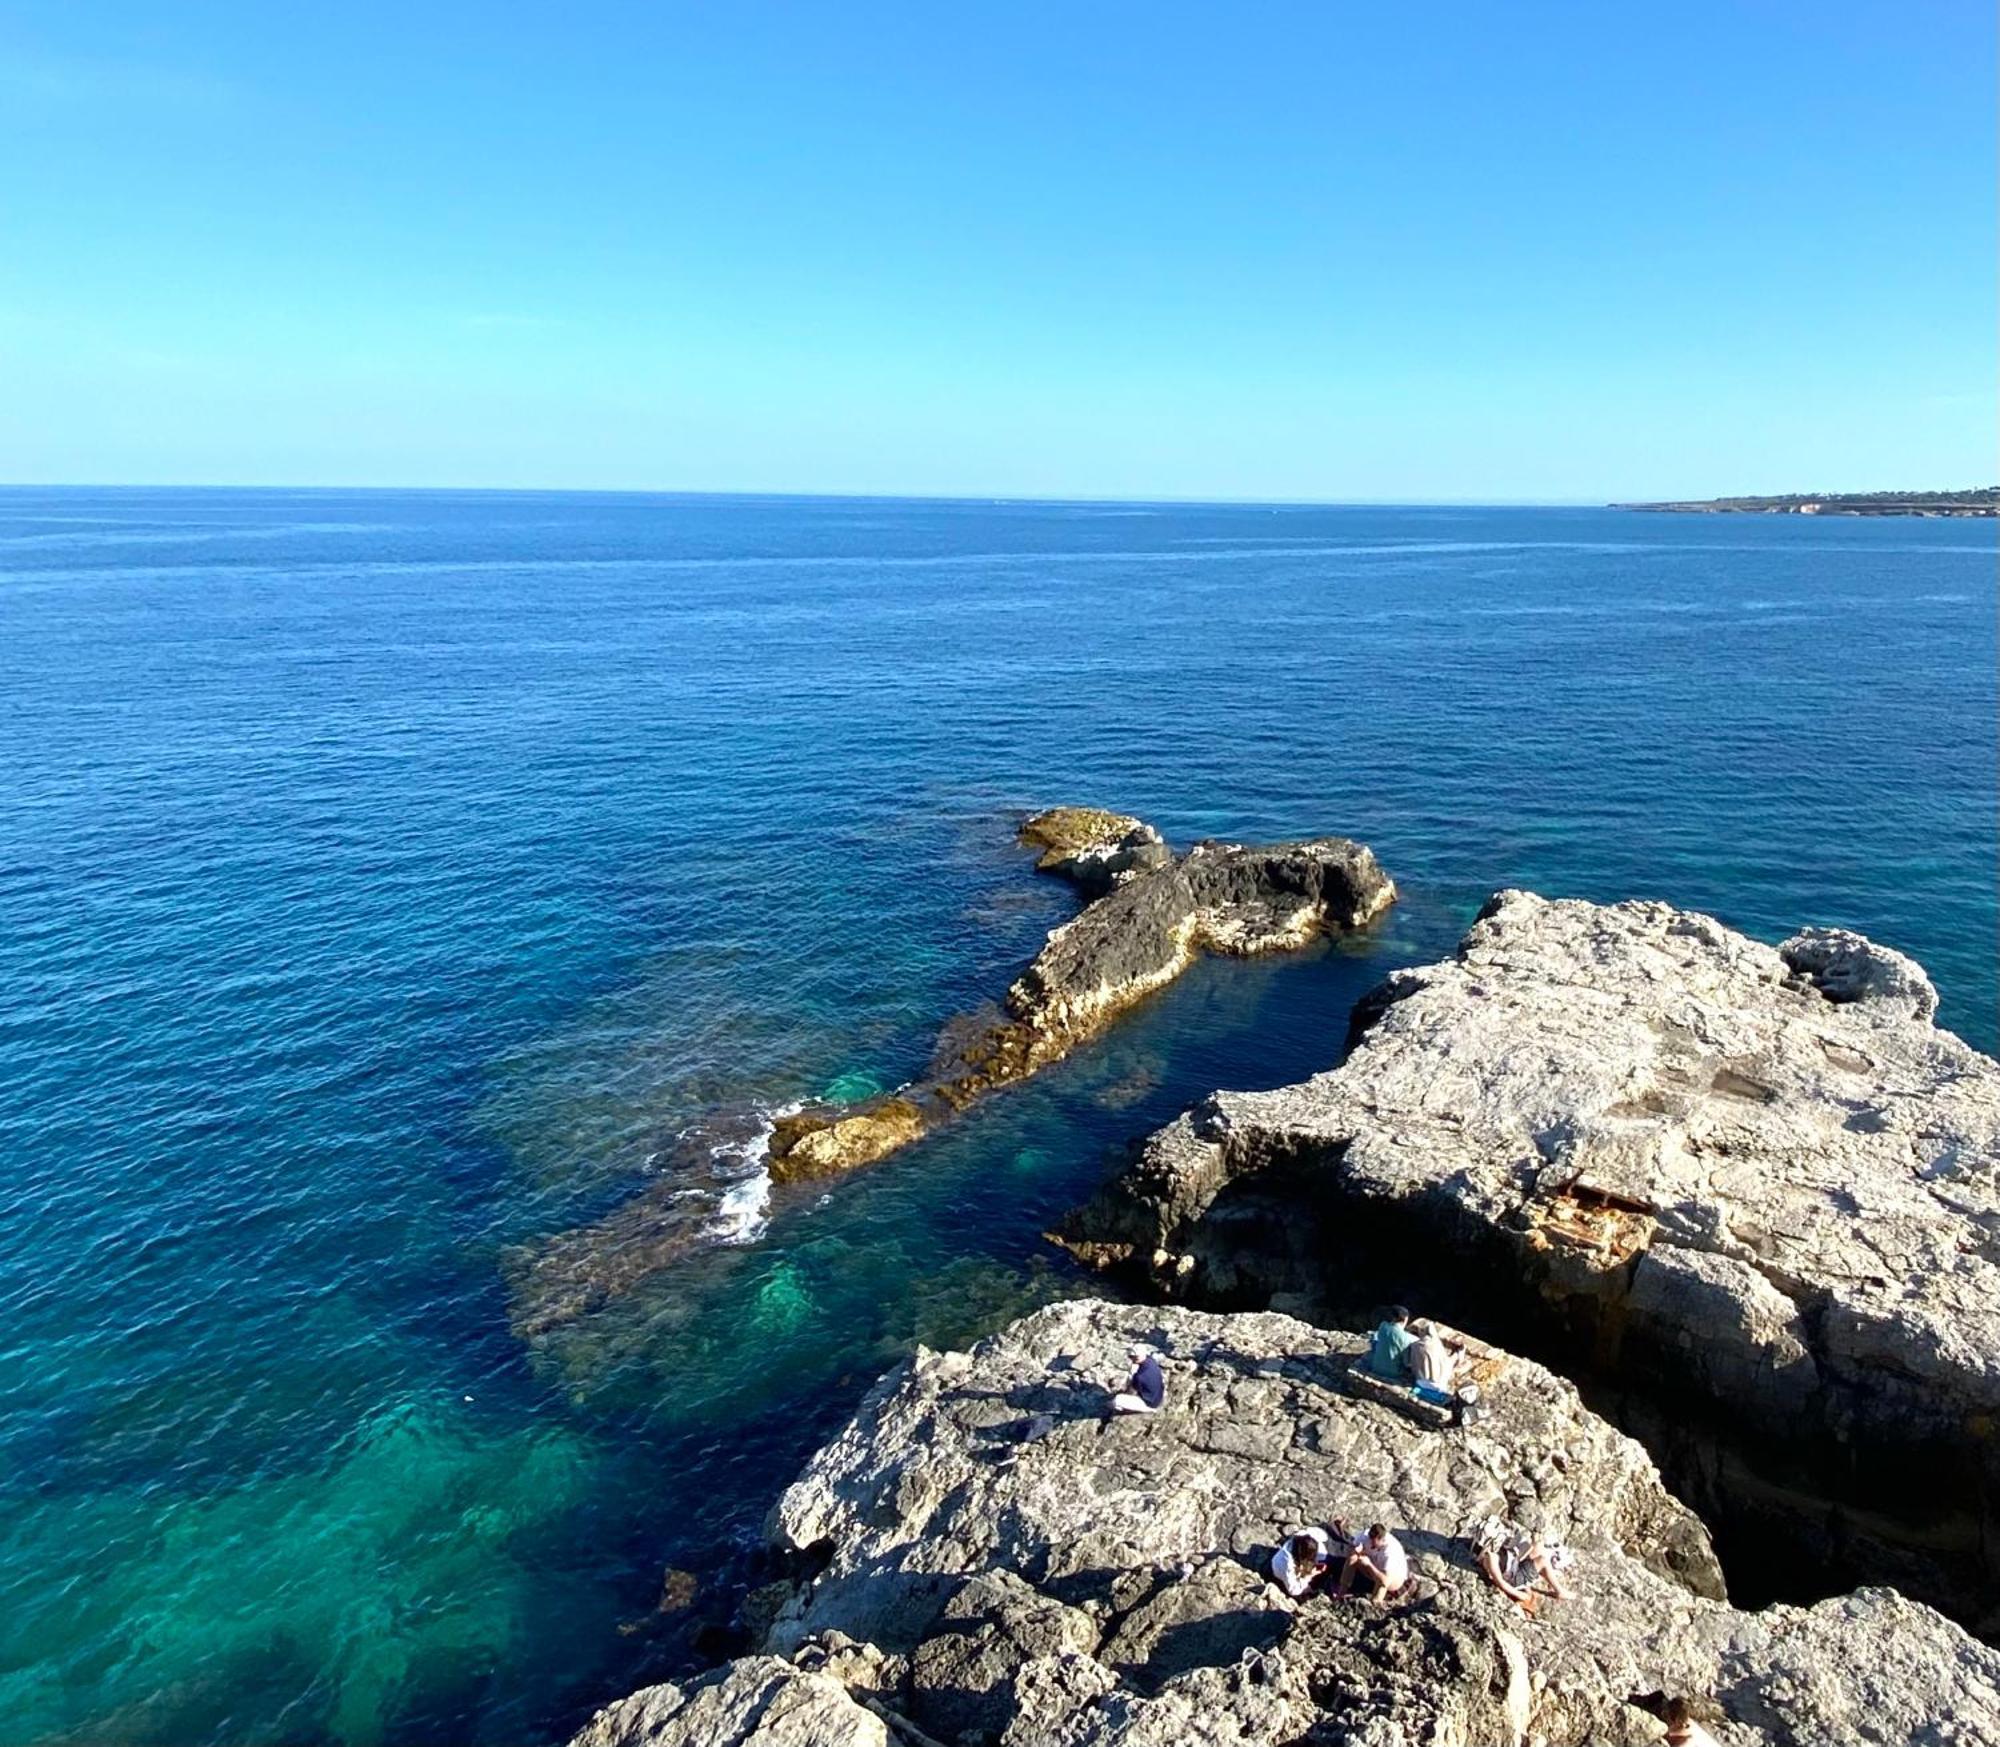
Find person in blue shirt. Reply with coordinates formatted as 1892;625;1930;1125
1111;1344;1165;1414
1367;1306;1416;1380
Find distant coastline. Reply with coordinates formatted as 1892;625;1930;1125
1615;487;1998;517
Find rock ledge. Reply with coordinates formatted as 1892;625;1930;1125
568;1301;1999;1747
1058;891;2000;1626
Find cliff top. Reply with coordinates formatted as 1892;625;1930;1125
568;1300;1998;1746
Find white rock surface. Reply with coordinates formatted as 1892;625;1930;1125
567;1301;2000;1747
1059;892;2000;1618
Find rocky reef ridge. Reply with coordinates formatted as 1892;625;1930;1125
504;809;1393;1348
765;808;1395;1181
567;1301;1999;1746
1058;891;2000;1628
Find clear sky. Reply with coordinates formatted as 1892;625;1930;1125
1;3;1993;501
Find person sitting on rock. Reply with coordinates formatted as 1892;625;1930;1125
1471;1513;1574;1614
1406;1318;1457;1389
1366;1306;1415;1379
1109;1344;1165;1415
1269;1527;1331;1599
1336;1522;1409;1601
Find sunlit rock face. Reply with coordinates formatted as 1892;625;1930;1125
764;811;1397;1179
566;1301;2000;1747
1058;891;2000;1627
1015;807;1173;895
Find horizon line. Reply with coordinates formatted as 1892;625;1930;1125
4;479;1988;510
0;478;1701;511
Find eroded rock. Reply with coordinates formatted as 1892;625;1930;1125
1018;808;1173;896
764;816;1395;1179
566;1655;888;1747
768;1098;930;1183
567;1301;1999;1746
1057;891;2000;1626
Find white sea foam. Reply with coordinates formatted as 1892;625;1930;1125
701;1100;801;1246
710;1170;772;1245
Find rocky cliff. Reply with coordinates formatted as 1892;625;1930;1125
765;810;1395;1181
566;1301;2000;1746
1057;891;2000;1628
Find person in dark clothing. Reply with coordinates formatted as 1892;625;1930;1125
1111;1344;1165;1414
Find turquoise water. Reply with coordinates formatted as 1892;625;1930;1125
1;490;1993;1744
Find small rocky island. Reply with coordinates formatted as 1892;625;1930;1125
762;808;1395;1180
1615;488;1997;517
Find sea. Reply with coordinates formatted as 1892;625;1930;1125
1;488;1993;1745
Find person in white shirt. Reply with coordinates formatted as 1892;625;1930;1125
1336;1522;1409;1601
1472;1514;1575;1613
1406;1319;1456;1388
1269;1528;1330;1599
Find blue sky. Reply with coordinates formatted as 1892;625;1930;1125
0;4;1992;500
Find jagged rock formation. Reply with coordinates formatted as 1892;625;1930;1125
764;811;1395;1182
565;1301;2000;1746
1056;892;2000;1628
1016;807;1174;895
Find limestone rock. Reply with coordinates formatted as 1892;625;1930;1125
569;1301;1998;1746
1019;808;1173;896
768;1098;929;1183
765;818;1395;1181
1057;891;2000;1624
566;1655;887;1747
997;837;1396;1055
1779;927;1939;1024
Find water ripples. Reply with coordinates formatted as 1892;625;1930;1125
0;489;1992;1745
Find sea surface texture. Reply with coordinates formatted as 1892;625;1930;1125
2;490;1993;1745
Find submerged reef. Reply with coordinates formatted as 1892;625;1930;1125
566;1301;1999;1746
764;808;1396;1182
506;809;1395;1345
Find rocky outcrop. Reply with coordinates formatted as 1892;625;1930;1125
567;1656;888;1747
506;812;1394;1346
1056;892;2000;1627
1016;808;1173;896
767;1098;929;1181
566;1301;2000;1746
765;813;1395;1183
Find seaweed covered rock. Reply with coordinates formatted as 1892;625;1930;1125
764;815;1395;1177
1018;807;1172;896
767;1097;929;1183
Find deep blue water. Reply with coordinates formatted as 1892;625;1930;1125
1;489;1993;1746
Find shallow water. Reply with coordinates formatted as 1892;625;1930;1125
1;490;1993;1744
